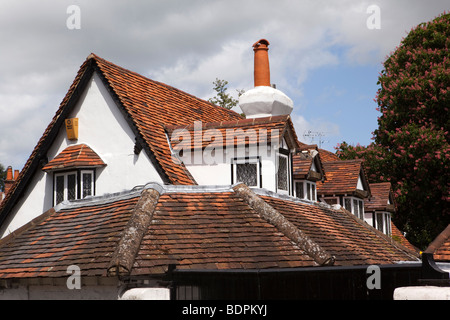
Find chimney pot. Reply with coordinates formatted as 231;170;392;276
253;39;271;87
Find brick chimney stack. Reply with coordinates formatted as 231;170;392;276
4;166;18;195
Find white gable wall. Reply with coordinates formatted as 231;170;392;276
0;72;162;238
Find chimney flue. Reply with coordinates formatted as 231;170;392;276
253;39;270;87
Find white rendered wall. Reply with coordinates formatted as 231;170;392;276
184;145;280;193
0;72;163;238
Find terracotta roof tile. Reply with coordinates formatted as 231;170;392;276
261;195;418;266
425;224;450;262
92;54;243;185
390;223;419;253
365;182;396;212
318;148;340;162
0;185;419;280
164;115;299;151
42;144;106;172
316;160;369;196
0;196;137;279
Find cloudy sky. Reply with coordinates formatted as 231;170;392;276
0;0;448;171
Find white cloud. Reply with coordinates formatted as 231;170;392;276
292;114;341;150
0;0;448;170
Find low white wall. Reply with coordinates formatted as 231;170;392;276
394;286;450;300
119;288;170;300
0;284;119;300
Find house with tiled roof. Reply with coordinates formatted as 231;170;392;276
316;159;371;221
0;39;422;300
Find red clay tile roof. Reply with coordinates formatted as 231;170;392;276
390;222;419;253
316;160;370;197
0;196;135;278
425;224;450;262
164;114;299;151
92;54;243;185
318;148;340;162
0;184;419;280
0;54;243;225
132;191;314;274
42;144;106;172
261;194;418;266
365;182;396;213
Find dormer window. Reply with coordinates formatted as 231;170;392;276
42;144;106;205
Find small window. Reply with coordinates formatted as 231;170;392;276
294;180;317;202
81;170;93;198
344;197;365;220
344;198;352;212
54;169;95;205
236;163;257;186
55;175;65;204
295;182;304;199
323;197;339;205
375;212;392;236
277;154;288;191
232;157;260;187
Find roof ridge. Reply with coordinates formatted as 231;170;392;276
232;183;335;266
164;114;290;132
90;53;241;118
108;188;161;276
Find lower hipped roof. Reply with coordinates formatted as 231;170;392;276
0;183;419;280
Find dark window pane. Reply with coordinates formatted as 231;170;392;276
344;198;352;212
236;163;257;186
296;182;304;199
277;156;288;191
82;173;92;198
377;213;384;232
312;184;316;201
67;174;76;200
56;175;64;204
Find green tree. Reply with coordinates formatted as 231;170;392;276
336;13;450;249
208;78;244;110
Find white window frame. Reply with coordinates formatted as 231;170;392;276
231;156;261;187
80;170;95;199
375;212;392;236
343;196;364;220
294;179;317;202
54;171;78;205
277;153;290;194
53;169;96;205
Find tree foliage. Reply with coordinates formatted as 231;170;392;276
336;13;450;249
208;78;244;110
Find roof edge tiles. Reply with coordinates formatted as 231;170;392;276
232;183;335;266
425;224;450;255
